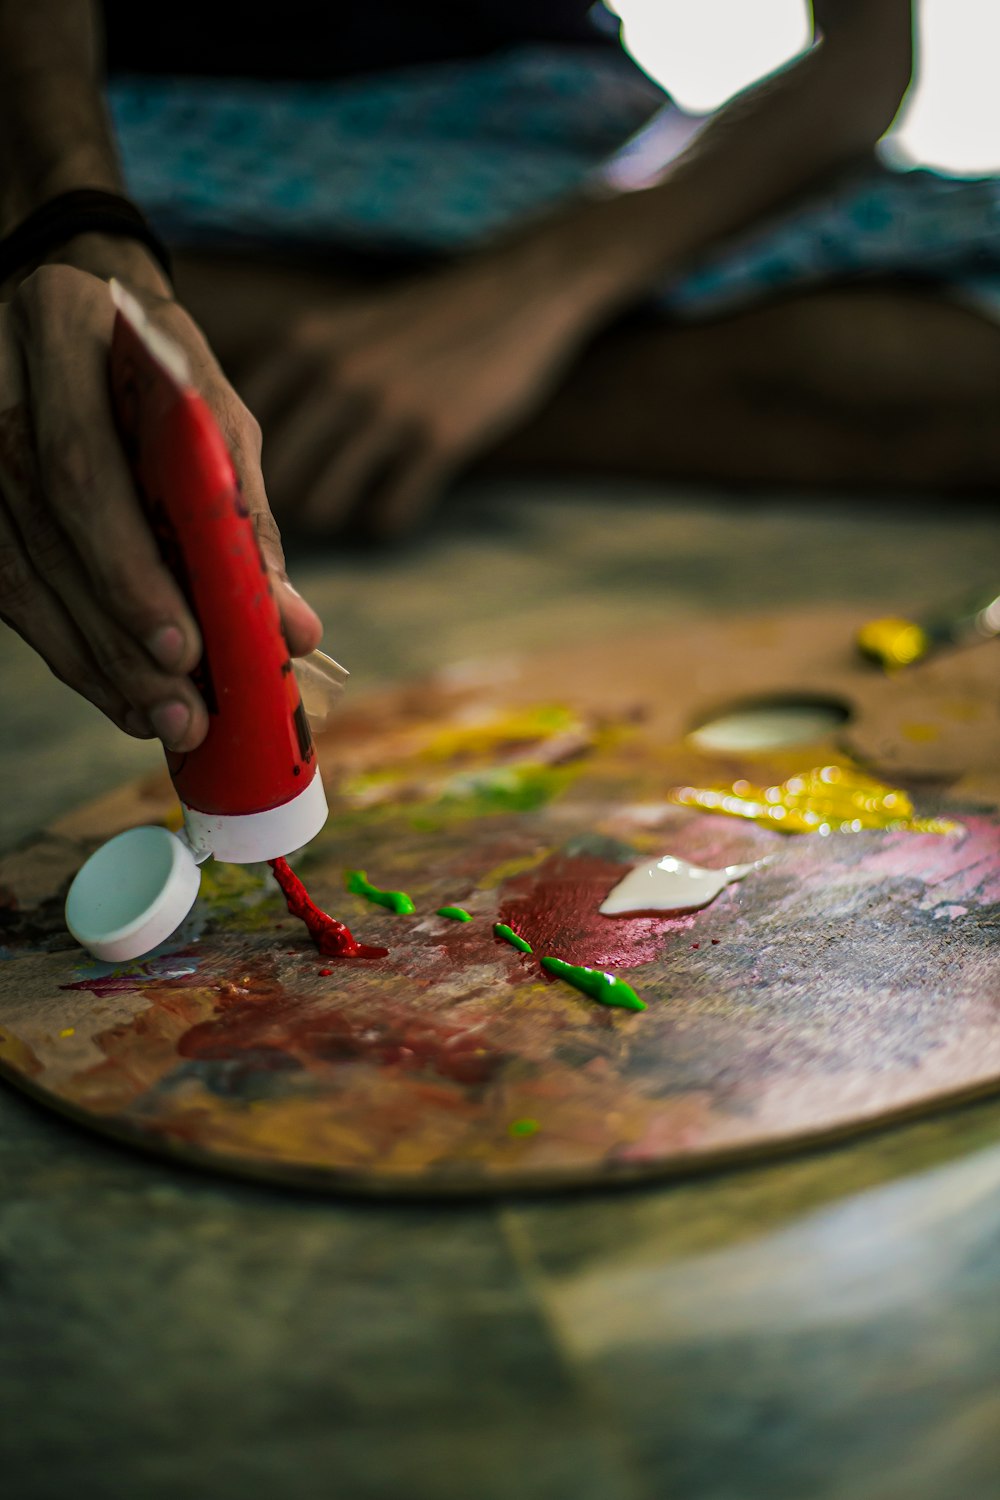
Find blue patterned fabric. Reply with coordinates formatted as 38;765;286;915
665;165;1000;319
109;47;1000;320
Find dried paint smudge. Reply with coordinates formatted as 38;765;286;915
540;956;645;1012
670;764;959;837
345;869;416;915
269;858;387;958
61;953;203;997
177;981;505;1087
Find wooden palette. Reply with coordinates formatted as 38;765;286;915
1;605;998;1193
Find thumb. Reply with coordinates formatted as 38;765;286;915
250;501;324;657
213;385;324;657
161;308;325;660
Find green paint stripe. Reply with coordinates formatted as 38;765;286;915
437;906;473;922
540;955;645;1011
494;922;533;954
345;869;416;916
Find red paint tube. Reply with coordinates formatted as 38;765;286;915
64;282;329;962
108;280;326;859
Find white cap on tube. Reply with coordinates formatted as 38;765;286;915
65;770;328;962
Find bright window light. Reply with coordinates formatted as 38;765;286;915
610;0;811;113
888;1;1000;174
610;0;1000;175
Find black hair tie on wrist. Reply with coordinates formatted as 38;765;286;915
0;188;173;289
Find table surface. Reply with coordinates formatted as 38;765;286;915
2;481;1000;1500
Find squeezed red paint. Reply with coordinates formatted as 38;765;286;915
497;851;694;971
269;858;387;959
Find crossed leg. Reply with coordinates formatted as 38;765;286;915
486;285;1000;492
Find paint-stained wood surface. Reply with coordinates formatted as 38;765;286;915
1;605;998;1192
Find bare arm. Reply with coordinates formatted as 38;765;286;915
508;0;915;317
0;1;320;750
240;0;915;538
0;0;123;224
0;0;160;286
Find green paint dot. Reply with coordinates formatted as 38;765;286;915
494;922;533;954
345;869;416;916
437;906;473;922
508;1118;540;1138
540;955;645;1011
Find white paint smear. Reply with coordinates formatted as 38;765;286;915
599;854;767;916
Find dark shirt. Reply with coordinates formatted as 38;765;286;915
102;1;623;81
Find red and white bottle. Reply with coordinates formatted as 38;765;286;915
65;282;331;961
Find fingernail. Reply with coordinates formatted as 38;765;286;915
146;624;185;670
149;701;191;749
124;708;154;738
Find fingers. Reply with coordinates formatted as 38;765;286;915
0;405;208;750
11;267;203;675
249;500;324;657
215;382;324;657
246;354;432;534
264;384;368;517
2;276;208;749
0;333;142;734
366;447;451;541
238;346;311;430
294;411;406;530
251;362;451;542
2;266;323;750
0;487;143;734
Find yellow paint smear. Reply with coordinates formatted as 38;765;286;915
420;705;581;762
670;763;959;836
901;722;939;743
856;616;931;669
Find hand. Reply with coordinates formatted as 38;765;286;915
0;250;322;752
241;240;602;540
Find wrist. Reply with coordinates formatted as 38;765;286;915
494;188;685;328
1;188;175;300
39;232;173;298
2;232;173;302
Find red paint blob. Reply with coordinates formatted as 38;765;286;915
497;851;693;971
269;858;387;959
318;968;332;976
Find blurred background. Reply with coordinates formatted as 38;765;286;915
613;0;1000;174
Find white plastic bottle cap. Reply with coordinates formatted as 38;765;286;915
65;825;203;963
